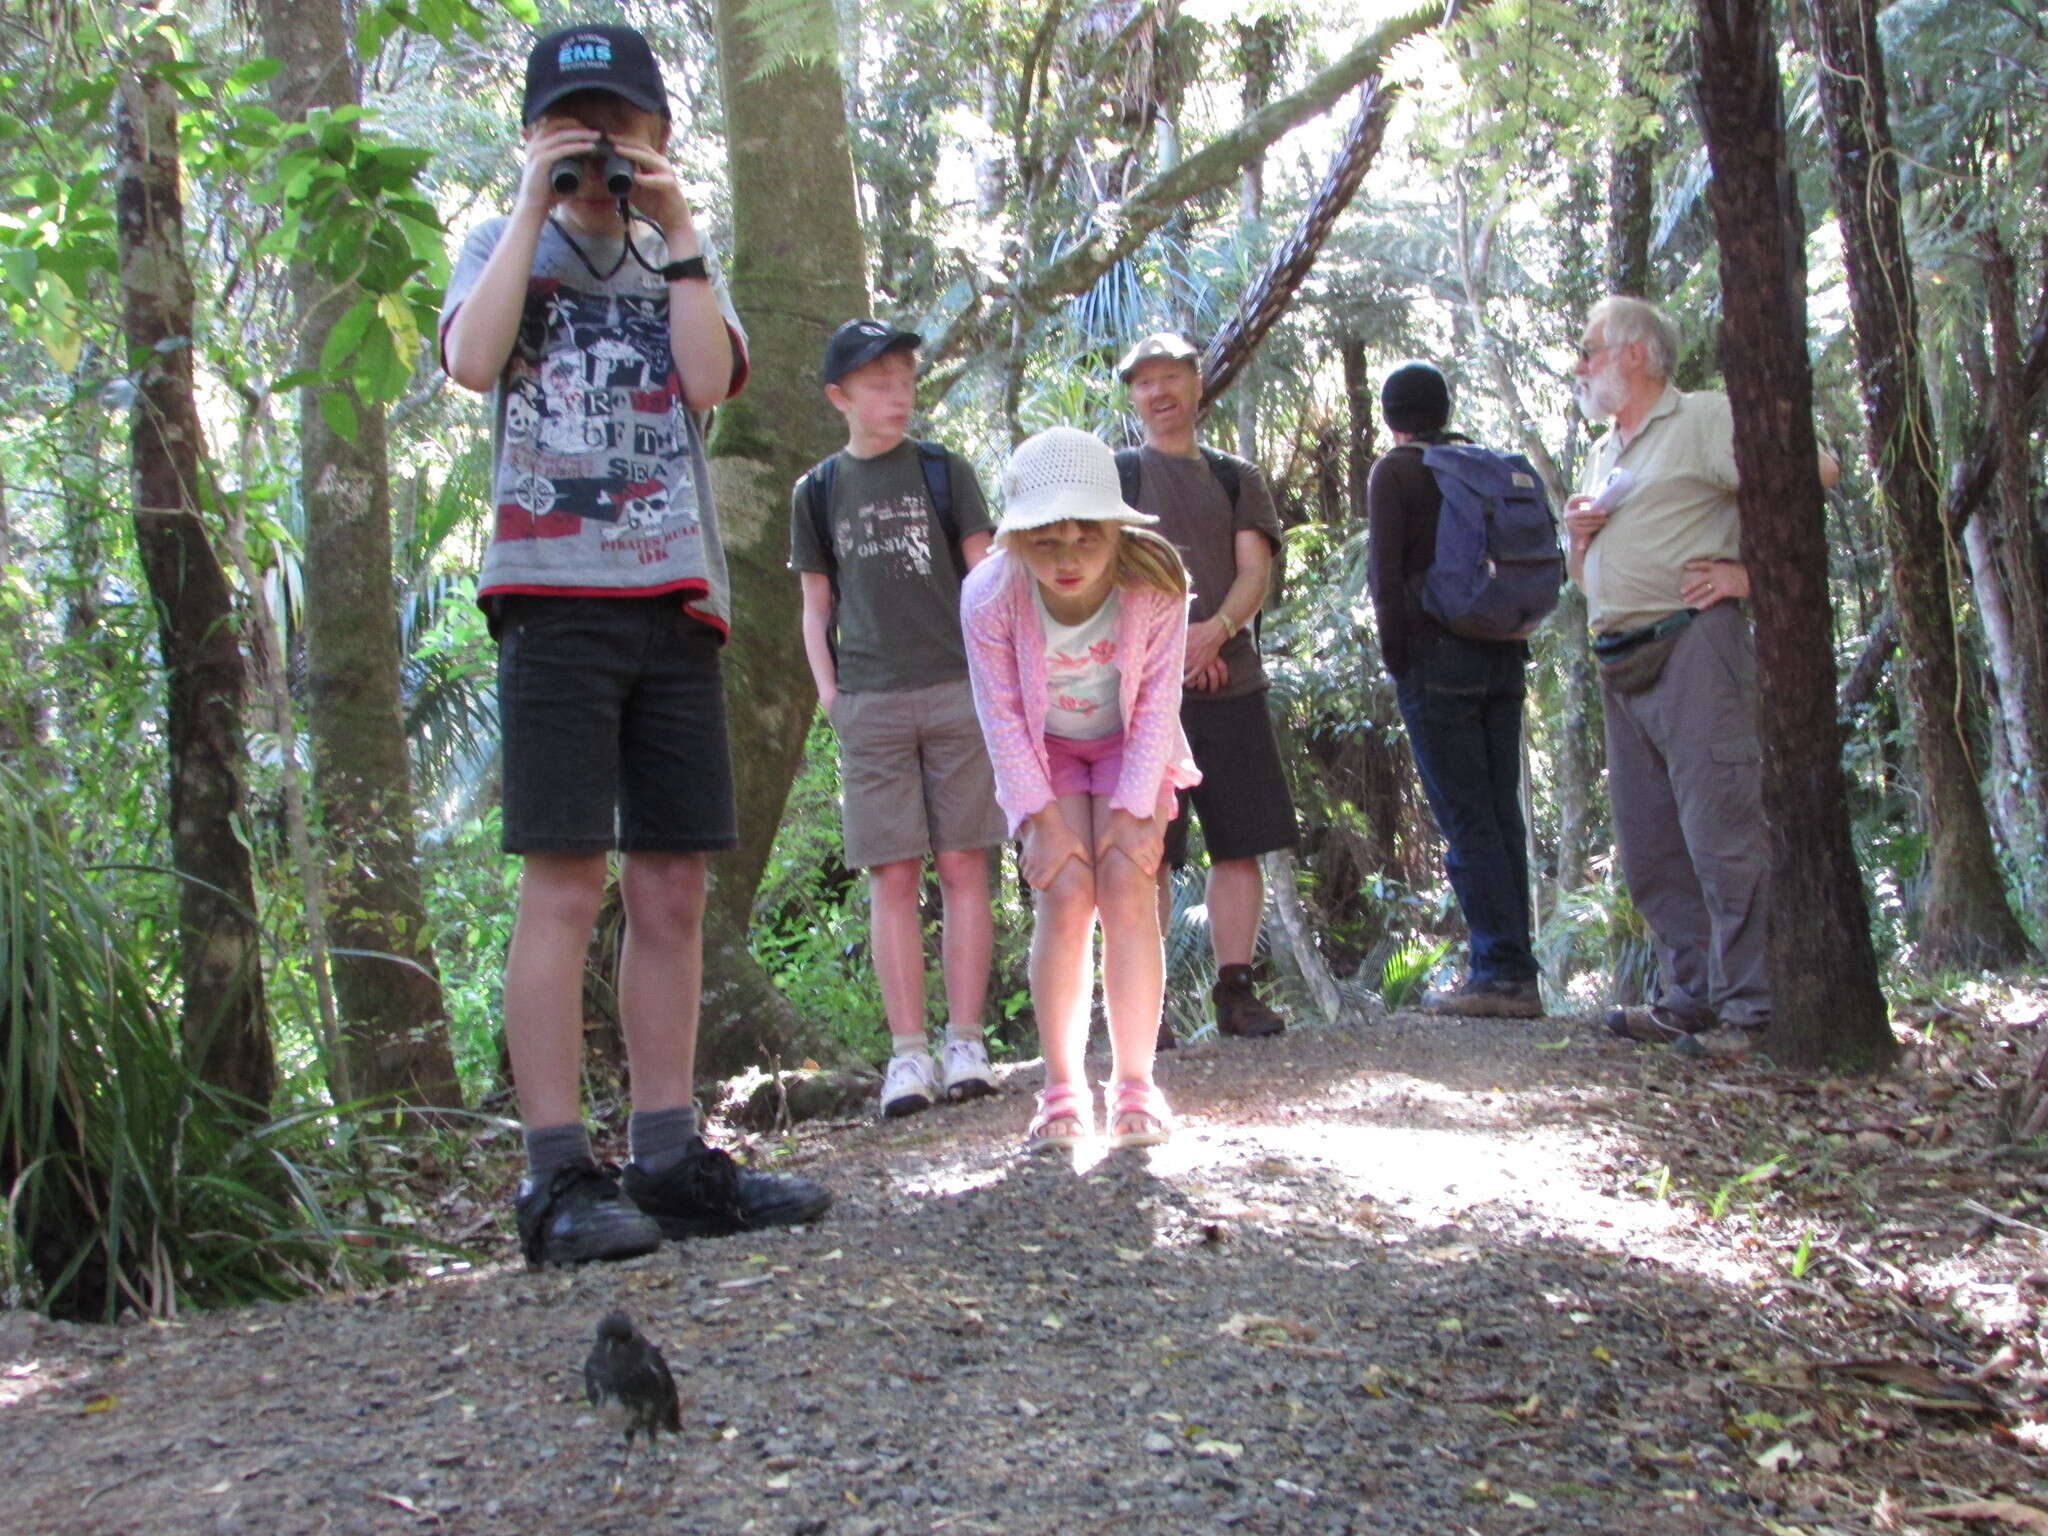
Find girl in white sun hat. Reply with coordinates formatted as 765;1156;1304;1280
960;427;1202;1150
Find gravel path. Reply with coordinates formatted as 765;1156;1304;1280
2;1011;2036;1534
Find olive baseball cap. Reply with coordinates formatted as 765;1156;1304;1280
1116;331;1202;381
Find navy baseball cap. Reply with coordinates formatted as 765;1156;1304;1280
523;26;669;125
822;319;921;386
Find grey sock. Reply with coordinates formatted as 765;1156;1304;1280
945;1022;983;1045
628;1105;702;1173
523;1122;593;1182
892;1034;929;1057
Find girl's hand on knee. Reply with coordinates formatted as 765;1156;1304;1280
1022;811;1091;890
1097;809;1164;876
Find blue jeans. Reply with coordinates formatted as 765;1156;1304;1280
1394;634;1536;984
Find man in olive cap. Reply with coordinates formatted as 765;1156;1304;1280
1113;333;1297;1041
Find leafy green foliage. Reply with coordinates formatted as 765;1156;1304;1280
0;768;385;1318
1379;934;1453;1010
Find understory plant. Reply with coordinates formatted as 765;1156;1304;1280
0;767;381;1319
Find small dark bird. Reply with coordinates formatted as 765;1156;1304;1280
584;1310;680;1479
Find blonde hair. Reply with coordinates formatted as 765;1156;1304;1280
996;522;1188;599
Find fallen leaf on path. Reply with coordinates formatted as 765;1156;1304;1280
1754;1438;1802;1472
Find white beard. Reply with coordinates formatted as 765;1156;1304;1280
1575;362;1629;421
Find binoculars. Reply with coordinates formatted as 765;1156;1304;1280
551;138;634;199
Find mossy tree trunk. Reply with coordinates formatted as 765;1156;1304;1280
257;0;459;1109
115;54;276;1111
695;0;874;1077
1807;0;2033;971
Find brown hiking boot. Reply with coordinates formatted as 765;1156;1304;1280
1212;964;1285;1038
1604;1004;1714;1045
1417;976;1543;1019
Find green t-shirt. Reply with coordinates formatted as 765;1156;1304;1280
788;440;992;693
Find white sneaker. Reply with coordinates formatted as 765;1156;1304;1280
880;1052;940;1119
939;1037;998;1102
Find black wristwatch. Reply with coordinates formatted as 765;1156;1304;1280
660;255;709;282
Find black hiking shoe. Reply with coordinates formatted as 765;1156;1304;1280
1418;976;1544;1019
515;1158;663;1269
622;1137;832;1241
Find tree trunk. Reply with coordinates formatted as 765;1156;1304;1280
1693;0;1892;1072
1976;232;2048;919
0;474;54;770
1605;39;1657;299
1341;337;1374;520
257;0;458;1108
1201;79;1394;407
1807;0;2033;970
115;57;277;1111
700;0;873;1073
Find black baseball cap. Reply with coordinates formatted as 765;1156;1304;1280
523;26;669;125
822;319;921;386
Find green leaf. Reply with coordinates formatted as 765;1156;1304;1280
225;57;284;94
318;388;359;444
319;297;377;374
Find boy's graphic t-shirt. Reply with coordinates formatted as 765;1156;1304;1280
787;440;991;693
439;217;749;635
1035;586;1123;741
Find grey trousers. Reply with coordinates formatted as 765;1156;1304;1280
1601;602;1771;1027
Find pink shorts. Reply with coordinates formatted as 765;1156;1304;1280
1045;731;1126;799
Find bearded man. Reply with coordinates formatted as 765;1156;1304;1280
1565;297;1836;1056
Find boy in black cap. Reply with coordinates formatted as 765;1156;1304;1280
440;24;829;1267
789;323;1006;1119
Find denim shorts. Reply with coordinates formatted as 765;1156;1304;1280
495;594;737;855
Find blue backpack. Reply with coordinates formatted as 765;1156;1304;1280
1416;443;1563;642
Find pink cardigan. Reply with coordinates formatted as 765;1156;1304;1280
960;549;1202;836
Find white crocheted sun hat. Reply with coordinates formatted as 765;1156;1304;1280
997;426;1159;534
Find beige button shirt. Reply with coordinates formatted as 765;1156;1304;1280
1576;385;1740;635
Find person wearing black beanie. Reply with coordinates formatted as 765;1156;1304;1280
1379;361;1452;436
1365;362;1544;1019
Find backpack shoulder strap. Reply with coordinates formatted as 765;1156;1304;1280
915;440;965;578
800;452;841;580
1198;445;1243;506
1115;447;1143;508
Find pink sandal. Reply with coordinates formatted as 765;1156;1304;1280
1107;1079;1172;1149
1025;1082;1092;1152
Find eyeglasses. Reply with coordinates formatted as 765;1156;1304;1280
1575;341;1619;363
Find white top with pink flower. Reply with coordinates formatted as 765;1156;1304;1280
1034;586;1123;740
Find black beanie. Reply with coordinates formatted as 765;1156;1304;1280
1381;361;1451;434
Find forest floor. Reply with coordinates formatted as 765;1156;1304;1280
6;986;2048;1536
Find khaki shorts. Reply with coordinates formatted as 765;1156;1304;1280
830;676;1008;870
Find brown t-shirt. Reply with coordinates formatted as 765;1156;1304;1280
1130;445;1283;699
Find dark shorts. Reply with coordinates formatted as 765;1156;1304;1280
496;594;737;855
1164;689;1298;867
